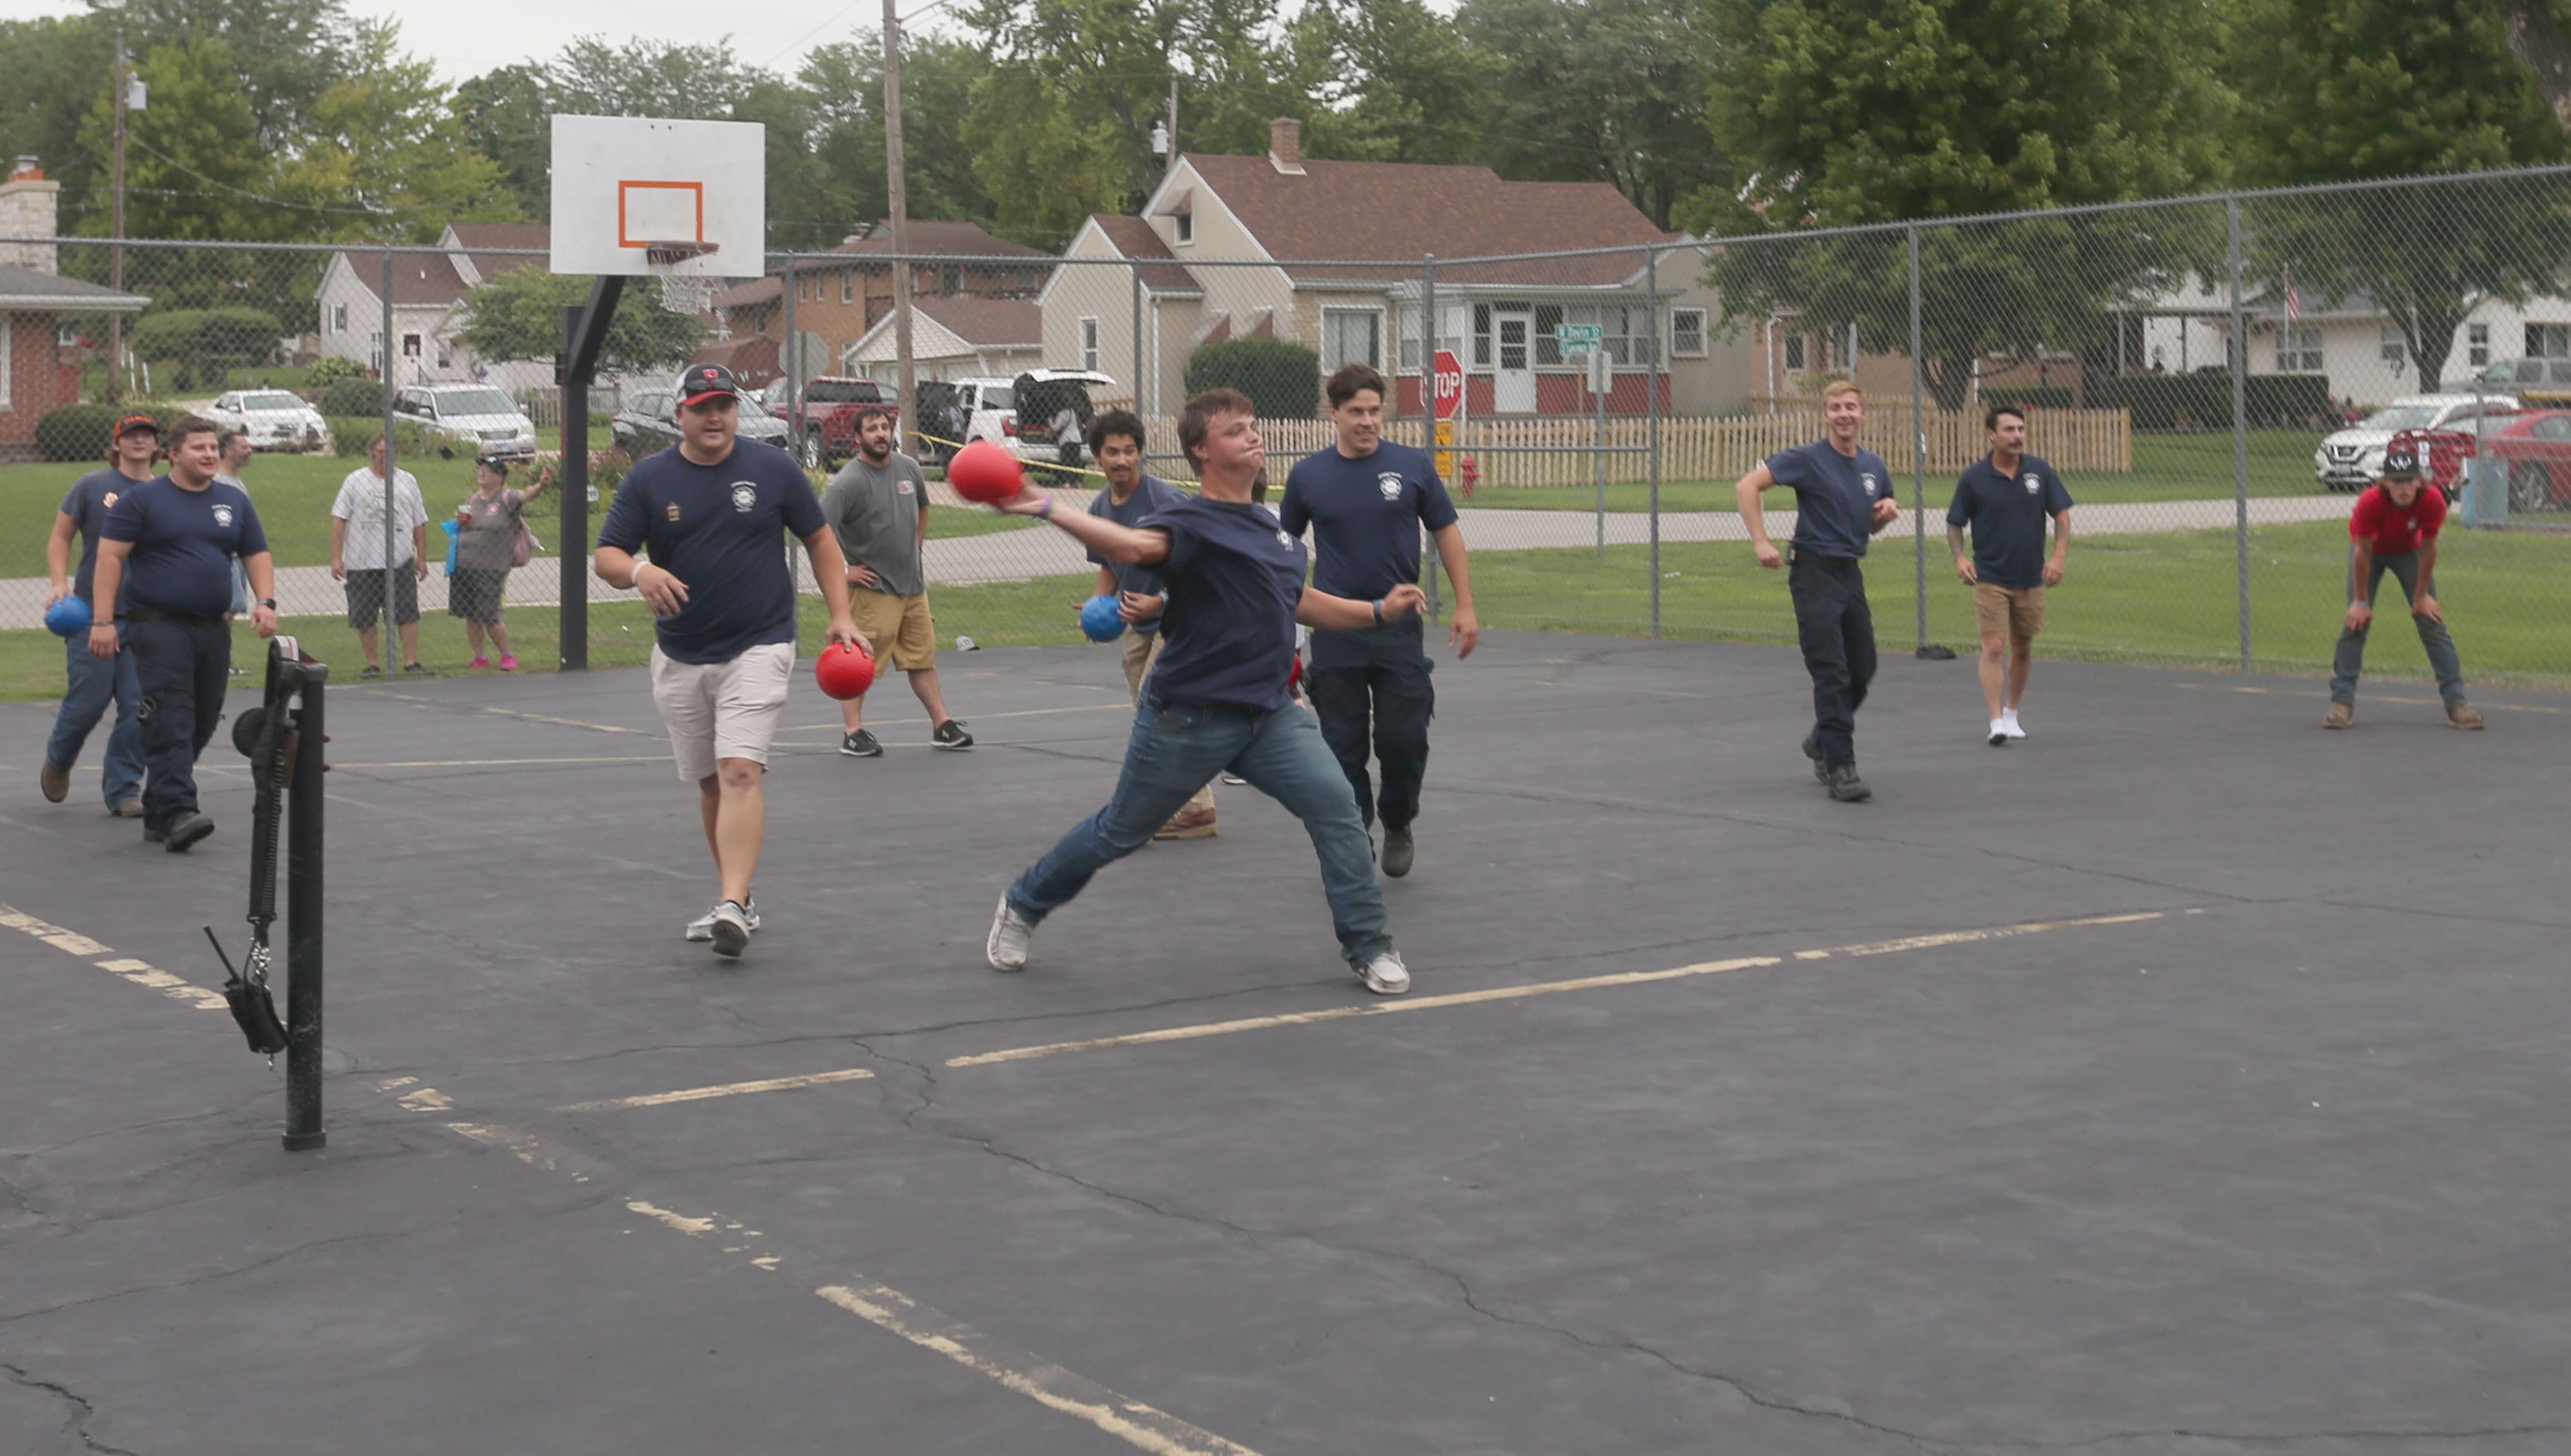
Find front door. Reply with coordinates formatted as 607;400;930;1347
1495;311;1536;413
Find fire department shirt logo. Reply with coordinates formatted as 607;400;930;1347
665;503;682;521
212;503;235;527
2024;474;2041;495
730;483;757;513
102;492;119;509
1861;473;1880;498
1378;472;1403;501
1277;530;1295;550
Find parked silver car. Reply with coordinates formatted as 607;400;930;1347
205;389;328;452
610;389;792;457
393;384;541;461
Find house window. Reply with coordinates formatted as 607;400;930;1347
1396;305;1421;370
57;320;81;349
402;333;422;358
2380;326;2406;369
1173;213;1193;245
1320;308;1381;372
331;303;347;335
436;339;452;370
0;314;12;410
1079;316;1101;372
1671;307;1707;358
1532;303;1564;366
1784;334;1806;371
839;272;853;304
2276;327;2323;372
1472;304;1492;368
2468;323;2491;368
2527;323;2571;358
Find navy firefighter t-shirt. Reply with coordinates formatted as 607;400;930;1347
100;476;268;618
1767;440;1893;558
1278;440;1459;599
598;438;825;665
1137;496;1308;713
1946;453;2073;589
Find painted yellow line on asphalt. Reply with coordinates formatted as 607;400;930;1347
0;904;230;1010
946;910;2189;1070
557;1067;876;1112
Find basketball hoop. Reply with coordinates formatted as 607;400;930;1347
644;240;719;315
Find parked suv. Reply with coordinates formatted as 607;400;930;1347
612;389;791;457
942;370;1115;478
393;384;539;461
2312;393;2518;491
789;376;898;469
2475;357;2571;405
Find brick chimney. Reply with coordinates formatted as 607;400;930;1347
0;155;61;273
1269;119;1305;175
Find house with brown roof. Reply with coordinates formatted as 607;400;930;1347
313;223;552;385
839;296;1044;382
0;159;149;461
710;221;1054;385
1041;120;1747;420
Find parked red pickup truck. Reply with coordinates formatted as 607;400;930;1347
788;377;899;470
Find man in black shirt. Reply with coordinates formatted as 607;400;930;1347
90;415;278;851
1946;405;2073;745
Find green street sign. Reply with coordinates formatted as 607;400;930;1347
1554;323;1605;350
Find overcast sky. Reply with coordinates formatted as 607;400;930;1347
0;0;943;85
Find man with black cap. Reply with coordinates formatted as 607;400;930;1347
88;414;280;851
39;412;157;816
2324;444;2484;730
596;363;865;959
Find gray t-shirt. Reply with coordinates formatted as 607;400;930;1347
1086;474;1189;634
455;487;527;572
819;450;928;597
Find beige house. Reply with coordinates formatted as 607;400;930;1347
1039;121;1751;421
840;296;1044;382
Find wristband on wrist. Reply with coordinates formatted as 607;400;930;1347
1035;494;1055;520
1372;597;1385;624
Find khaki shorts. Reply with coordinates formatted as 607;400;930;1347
852;590;936;671
649;640;794;782
1973;582;2046;640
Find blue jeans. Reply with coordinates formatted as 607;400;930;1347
2328;547;2467;706
45;632;144;807
1007;699;1393;965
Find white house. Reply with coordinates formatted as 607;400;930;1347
840;296;1043;382
314;223;551;386
2123;276;2571;405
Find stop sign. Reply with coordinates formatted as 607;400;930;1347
1432;350;1464;421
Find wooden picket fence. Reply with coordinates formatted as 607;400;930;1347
1127;405;2130;488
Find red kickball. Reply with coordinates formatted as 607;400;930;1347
814;639;877;700
946;439;1026;504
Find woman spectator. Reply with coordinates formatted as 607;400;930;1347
450;455;550;671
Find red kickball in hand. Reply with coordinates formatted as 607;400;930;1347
947;439;1026;504
814;639;877;700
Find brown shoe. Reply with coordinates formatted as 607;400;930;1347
2322;701;2353;730
2448;702;2485;730
39;760;69;803
1153;808;1218;840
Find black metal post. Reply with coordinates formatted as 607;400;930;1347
282;669;327;1151
557;276;624;671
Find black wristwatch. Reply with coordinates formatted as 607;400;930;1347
1371;597;1385;624
256;597;277;609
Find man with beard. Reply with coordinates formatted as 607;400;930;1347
821;407;972;757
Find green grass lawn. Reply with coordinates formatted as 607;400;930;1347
1456;431;2323;513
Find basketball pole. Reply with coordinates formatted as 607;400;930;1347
558;276;624;671
883;0;917;449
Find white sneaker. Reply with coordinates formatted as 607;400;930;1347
1989;718;2009;746
2001;712;2027;740
709;901;753;959
684;897;760;942
987;896;1036;971
1355;949;1411;996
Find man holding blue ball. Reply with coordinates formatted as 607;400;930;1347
1084;409;1216;841
38;412;158;818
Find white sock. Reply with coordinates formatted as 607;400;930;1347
2002;707;2021;726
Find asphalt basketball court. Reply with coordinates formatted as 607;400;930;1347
2;633;2565;1455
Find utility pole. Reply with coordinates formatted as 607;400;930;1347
108;29;128;402
1168;76;1178;176
882;0;914;444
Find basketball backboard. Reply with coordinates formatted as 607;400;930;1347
549;115;765;277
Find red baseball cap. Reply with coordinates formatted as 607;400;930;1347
113;412;159;440
675;363;742;409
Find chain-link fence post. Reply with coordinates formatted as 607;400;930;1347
1420;252;1441;622
379;248;397;616
1908;224;1928;653
1130;258;1144;437
1645;246;1661;637
2226;195;2252;672
782;255;799;455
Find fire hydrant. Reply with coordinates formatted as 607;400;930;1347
1458;454;1481;499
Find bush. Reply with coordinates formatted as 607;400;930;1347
1184;337;1321;422
305;356;366;393
129;307;284;389
319;377;385;417
2088;373;2335;431
37;404;119;462
1995;386;2076;413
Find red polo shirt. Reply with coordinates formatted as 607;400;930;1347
2349;483;2445;555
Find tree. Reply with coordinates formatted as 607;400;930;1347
129;307;284;387
88;0;360;151
76;34;281;245
1277;0;1493;166
2492;0;2571;132
1690;0;2232;405
457;265;706;375
1455;0;1720;227
2230;0;2571;389
0;16;117;229
270;19;519;244
961;0;1188;245
453;64;555;222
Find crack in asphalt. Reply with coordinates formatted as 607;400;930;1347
2;1363;139;1455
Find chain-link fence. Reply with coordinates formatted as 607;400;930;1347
6;166;2569;698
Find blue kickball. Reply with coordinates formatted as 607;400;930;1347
1078;594;1125;643
44;595;92;638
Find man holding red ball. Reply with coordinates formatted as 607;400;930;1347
597;363;863;960
961;389;1424;996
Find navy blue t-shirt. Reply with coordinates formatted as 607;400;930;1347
100;476;268;617
1137;496;1308;713
1278;440;1459;599
61;467;153;605
1085;474;1189;633
1767;440;1893;558
1947;453;2073;589
597;439;826;665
